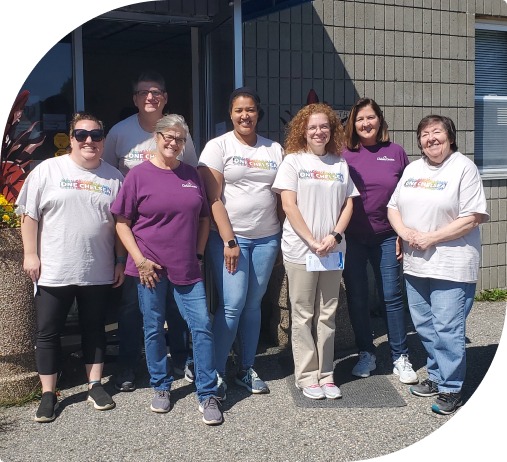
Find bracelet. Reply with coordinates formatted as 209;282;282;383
136;257;147;268
115;255;127;264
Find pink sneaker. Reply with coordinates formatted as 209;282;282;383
302;384;325;400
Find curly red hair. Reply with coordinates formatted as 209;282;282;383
284;103;345;155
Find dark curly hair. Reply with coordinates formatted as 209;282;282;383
284;103;345;155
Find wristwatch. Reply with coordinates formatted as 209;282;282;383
224;239;237;249
331;231;342;244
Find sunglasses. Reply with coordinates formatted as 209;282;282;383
72;129;104;142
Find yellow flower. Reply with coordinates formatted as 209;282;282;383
4;205;13;212
0;195;8;206
2;214;11;222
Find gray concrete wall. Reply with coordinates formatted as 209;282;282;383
243;0;507;291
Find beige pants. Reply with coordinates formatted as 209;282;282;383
285;260;342;388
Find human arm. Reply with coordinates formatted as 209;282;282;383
198;166;240;274
115;215;162;288
280;190;321;254
102;130;120;169
409;213;486;251
112;232;127;288
315;197;354;257
20;214;40;282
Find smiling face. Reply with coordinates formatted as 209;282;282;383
419;122;453;165
133;80;167;118
69;119;104;169
305;113;331;155
230;96;258;143
154;127;186;168
354;105;381;147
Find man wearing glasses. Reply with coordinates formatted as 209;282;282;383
103;70;197;393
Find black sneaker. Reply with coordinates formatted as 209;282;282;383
431;392;463;415
199;396;223;425
235;367;269;394
34;392;58;423
87;383;116;410
114;367;136;392
184;362;195;383
409;378;439;397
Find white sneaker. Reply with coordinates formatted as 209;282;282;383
302;384;325;400
321;383;342;399
352;351;376;378
393;354;418;384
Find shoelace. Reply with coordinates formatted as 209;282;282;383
204;397;220;410
357;352;372;366
438;393;460;404
244;368;259;383
398;355;413;371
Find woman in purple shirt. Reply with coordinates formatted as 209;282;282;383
342;98;418;384
112;114;223;425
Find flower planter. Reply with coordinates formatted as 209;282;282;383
0;228;39;403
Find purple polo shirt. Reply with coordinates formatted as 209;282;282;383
342;142;409;238
111;161;209;285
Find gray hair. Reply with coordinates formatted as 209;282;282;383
155;114;189;137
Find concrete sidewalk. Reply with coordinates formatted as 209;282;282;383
0;300;505;462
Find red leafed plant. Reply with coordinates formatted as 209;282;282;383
1;90;45;203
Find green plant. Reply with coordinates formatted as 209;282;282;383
475;288;507;302
1;89;45;204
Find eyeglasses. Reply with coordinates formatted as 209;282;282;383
306;124;330;134
72;129;104;142
157;132;186;145
134;89;165;98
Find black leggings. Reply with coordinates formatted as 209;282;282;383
35;285;111;375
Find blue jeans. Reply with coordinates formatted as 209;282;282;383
207;230;281;376
137;278;217;402
404;275;475;393
343;234;408;361
117;275;192;370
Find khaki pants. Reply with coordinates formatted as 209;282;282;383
285;260;342;388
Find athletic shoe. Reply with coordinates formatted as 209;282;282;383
234;367;270;394
87;383;116;410
431;392;463;415
393;354;419;384
321;383;342;399
409;378;439;397
34;392;58;423
351;351;376;378
199;396;223;425
150;390;171;413
184;362;195;383
114;367;136;392
216;373;227;401
302;384;326;400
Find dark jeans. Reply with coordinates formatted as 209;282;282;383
35;284;111;375
343;234;408;362
117;275;193;371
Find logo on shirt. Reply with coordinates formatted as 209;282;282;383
60;178;113;196
126;149;153;162
377;155;395;162
403;178;447;191
298;169;344;182
232;156;278;170
182;182;198;189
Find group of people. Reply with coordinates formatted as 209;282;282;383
16;70;488;427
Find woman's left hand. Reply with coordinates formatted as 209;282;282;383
315;234;337;257
409;231;435;251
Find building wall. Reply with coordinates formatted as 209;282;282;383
243;0;507;291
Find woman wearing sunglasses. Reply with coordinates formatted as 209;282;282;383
16;112;125;422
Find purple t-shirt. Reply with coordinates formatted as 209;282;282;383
111;161;209;285
342;142;409;238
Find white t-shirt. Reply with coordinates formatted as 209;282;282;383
198;131;283;239
387;151;489;283
272;152;359;264
15;155;124;286
103;113;198;175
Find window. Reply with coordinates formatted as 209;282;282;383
475;24;507;175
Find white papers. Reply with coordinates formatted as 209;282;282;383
305;252;344;272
